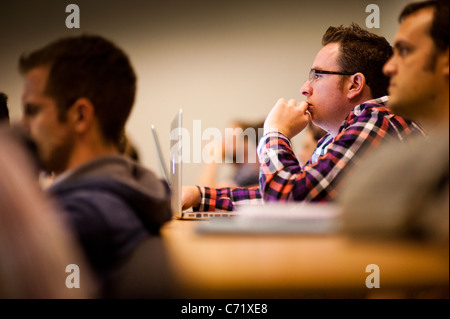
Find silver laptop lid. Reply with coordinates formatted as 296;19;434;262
151;125;170;186
170;109;183;218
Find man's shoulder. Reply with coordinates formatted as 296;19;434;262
50;176;168;212
51;155;170;201
50;175;129;197
337;96;425;141
50;177;135;218
50;174;172;232
352;96;391;117
349;96;421;128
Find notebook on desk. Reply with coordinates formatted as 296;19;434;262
151;109;235;220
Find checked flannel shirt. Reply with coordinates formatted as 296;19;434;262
194;96;426;211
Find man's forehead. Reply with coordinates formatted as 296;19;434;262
22;66;52;104
25;66;50;80
395;7;434;45
312;42;341;69
23;67;49;91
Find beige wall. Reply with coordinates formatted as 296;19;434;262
0;0;413;185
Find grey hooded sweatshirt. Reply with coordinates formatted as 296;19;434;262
48;155;172;294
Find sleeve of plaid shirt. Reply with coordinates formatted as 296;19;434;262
257;103;424;202
193;185;262;212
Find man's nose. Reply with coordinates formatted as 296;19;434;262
19;115;30;133
300;80;312;97
383;55;397;77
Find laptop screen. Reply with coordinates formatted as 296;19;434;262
151;124;170;186
169;109;183;218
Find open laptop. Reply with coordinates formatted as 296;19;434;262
150;124;170;186
151;109;235;220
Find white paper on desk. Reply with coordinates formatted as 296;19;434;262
196;202;343;235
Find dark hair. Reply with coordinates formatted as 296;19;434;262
400;0;449;52
0;92;10;123
19;35;136;145
322;23;393;99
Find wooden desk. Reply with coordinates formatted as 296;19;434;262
160;219;449;298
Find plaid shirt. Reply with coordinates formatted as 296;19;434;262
194;96;425;211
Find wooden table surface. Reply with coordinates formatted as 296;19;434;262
160;219;449;298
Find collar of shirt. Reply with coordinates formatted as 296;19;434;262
310;96;389;165
337;95;389;136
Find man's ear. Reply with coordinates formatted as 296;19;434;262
346;72;366;99
67;98;95;133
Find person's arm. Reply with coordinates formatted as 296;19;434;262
182;185;262;212
195;185;261;211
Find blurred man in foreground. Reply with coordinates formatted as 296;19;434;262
340;0;449;242
19;35;172;295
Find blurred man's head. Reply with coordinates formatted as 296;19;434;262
19;35;136;173
383;0;449;126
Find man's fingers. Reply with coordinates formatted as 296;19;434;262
287;99;297;107
305;110;312;122
297;101;309;111
296;101;311;121
276;98;286;106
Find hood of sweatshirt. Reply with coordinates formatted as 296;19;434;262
49;155;172;233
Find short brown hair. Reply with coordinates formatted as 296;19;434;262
322;23;393;99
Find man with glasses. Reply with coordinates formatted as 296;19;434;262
182;23;425;211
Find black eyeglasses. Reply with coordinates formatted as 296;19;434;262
308;69;354;83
